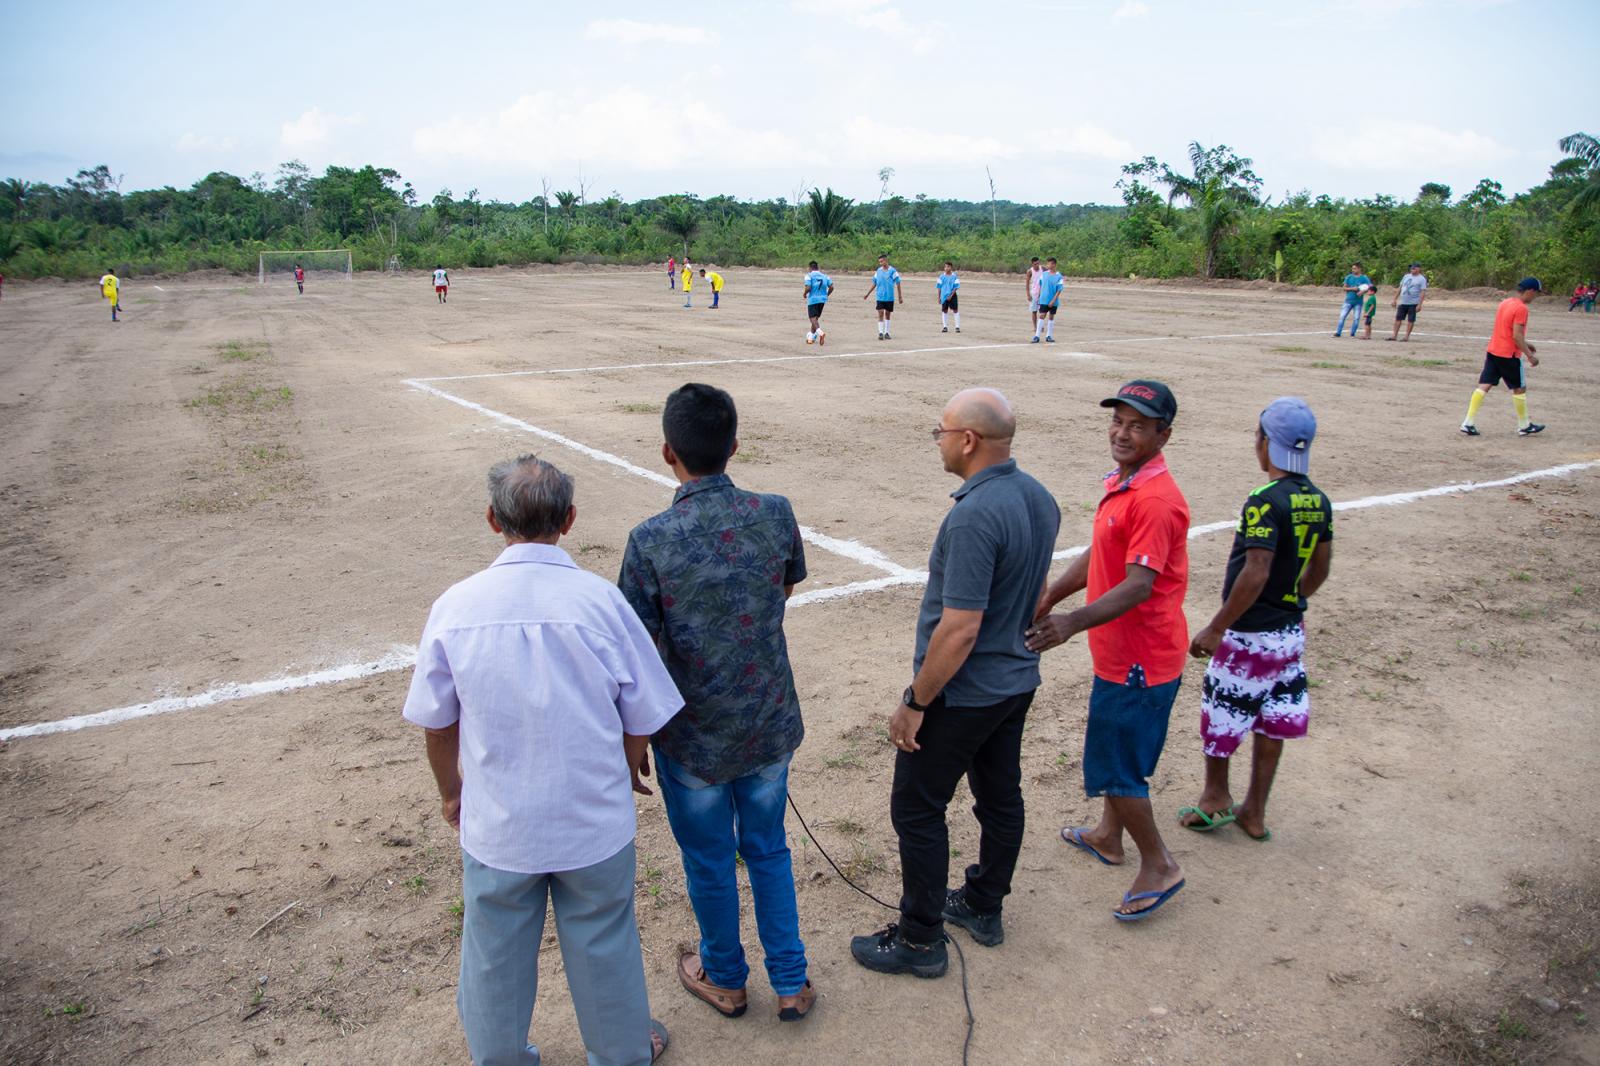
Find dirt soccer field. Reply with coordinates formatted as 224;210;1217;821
2;266;1598;1065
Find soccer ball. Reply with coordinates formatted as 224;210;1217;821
1358;283;1370;294
806;332;815;345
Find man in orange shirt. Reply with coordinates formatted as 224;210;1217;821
1461;277;1544;437
1027;379;1190;922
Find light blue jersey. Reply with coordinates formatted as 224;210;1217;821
804;270;833;304
873;266;902;302
935;273;960;301
1037;270;1065;307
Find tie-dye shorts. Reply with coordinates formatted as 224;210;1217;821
1200;622;1309;758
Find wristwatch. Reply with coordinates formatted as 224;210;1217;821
902;685;930;712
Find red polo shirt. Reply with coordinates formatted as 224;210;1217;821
1086;455;1191;687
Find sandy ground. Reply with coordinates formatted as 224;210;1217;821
1;266;1598;1065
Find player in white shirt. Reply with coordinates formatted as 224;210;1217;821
433;265;450;304
1025;257;1043;333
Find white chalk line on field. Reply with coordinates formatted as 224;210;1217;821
1051;458;1600;561
402;380;918;580
7;459;1595;744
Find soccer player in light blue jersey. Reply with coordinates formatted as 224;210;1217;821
862;253;903;340
935;262;961;333
803;260;834;345
1032;258;1064;343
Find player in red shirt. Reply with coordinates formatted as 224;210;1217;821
294;263;305;295
1027;380;1190;921
1461;277;1544;437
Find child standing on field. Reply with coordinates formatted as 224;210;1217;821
699;268;724;308
294;263;305;295
1361;285;1378;339
668;255;677;290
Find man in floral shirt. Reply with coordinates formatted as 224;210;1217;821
618;382;816;1023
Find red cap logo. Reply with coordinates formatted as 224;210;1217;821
1120;384;1158;401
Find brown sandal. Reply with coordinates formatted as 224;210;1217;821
777;980;816;1022
677;952;747;1018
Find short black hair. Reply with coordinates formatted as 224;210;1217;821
944;260;953;268
663;383;737;476
1030;257;1040;263
1047;257;1058;265
808;260;819;269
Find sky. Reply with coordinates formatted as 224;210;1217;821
3;0;1596;208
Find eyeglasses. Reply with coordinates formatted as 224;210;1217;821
930;425;985;440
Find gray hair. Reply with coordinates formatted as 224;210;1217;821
487;455;574;539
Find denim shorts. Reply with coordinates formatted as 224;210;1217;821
1083;675;1182;799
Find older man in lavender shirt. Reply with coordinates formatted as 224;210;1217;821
404;455;684;1066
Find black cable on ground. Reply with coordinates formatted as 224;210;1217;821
788;793;976;1066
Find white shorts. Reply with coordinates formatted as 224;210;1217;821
1028;297;1040;312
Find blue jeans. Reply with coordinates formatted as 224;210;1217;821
459;844;654;1066
655;750;808;995
1335;300;1361;335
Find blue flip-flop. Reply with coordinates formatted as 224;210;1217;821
1060;826;1120;866
1113;878;1185;922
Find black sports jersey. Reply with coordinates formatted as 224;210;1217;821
1221;477;1334;632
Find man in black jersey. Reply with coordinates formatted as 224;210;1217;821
1178;397;1334;842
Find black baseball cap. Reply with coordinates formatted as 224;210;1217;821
1517;277;1543;292
1101;379;1178;424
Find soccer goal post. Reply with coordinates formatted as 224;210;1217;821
259;249;353;283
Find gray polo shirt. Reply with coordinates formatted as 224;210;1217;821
1398;272;1428;305
914;458;1061;707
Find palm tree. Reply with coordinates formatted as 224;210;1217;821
554;190;579;218
1154;143;1264;278
1557;133;1600;218
806;187;854;237
657;199;700;257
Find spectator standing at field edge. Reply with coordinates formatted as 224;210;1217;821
1388;263;1427;341
1334;261;1369;337
403;455;680;1066
618;383;816;1022
1179;397;1334;842
1028;380;1191;921
851;388;1060;976
1461;277;1546;437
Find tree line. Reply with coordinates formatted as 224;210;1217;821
1;135;1595;291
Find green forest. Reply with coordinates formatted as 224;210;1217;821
2;136;1597;290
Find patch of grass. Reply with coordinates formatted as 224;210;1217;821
1403;1000;1542;1065
831;817;865;836
403;874;428;898
730;442;768;464
1271;345;1312;353
1384;356;1451;369
217;340;268;362
1310;361;1353;369
574;542;611;555
616;401;662;414
185;380;294;412
840;841;884;882
1510;570;1532;583
823;749;864;771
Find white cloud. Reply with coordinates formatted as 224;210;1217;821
280;107;363;153
795;0;940;52
1048;122;1136;160
1113;1;1150;18
585;19;717;46
175;132;237;153
842;117;1017;167
1311;122;1514;170
413;89;805;172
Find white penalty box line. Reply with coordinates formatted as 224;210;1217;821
5;457;1595;743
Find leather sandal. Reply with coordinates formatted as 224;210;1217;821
777;980;816;1022
677;952;747;1018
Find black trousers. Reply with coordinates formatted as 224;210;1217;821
890;689;1034;944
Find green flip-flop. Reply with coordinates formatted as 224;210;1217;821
1228;804;1271;841
1177;806;1236;832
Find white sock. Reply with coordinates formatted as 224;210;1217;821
879;321;887;336
1034;320;1043;337
953;313;960;328
941;312;947;327
1046;319;1054;338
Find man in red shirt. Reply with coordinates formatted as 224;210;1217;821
1027;379;1190;921
1461;277;1544;437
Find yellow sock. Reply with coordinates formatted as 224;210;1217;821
1513;393;1529;429
1465;389;1486;425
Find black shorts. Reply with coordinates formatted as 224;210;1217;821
807;302;826;319
876;299;895;313
940;295;959;312
1395;304;1418;322
1038;303;1059;317
1364;312;1374;324
1479;353;1524;389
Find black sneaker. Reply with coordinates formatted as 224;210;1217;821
1460;424;1481;436
849;923;948;978
941;888;1004;947
1518;423;1546;436
941;326;949;333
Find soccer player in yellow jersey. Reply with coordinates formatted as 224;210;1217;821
99;268;121;322
682;262;694;308
699;268;724;309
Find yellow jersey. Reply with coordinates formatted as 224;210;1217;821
681;267;692;291
707;272;724;292
100;274;119;300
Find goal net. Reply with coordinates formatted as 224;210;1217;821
259;249;352;283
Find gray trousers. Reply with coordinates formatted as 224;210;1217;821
459;842;653;1066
